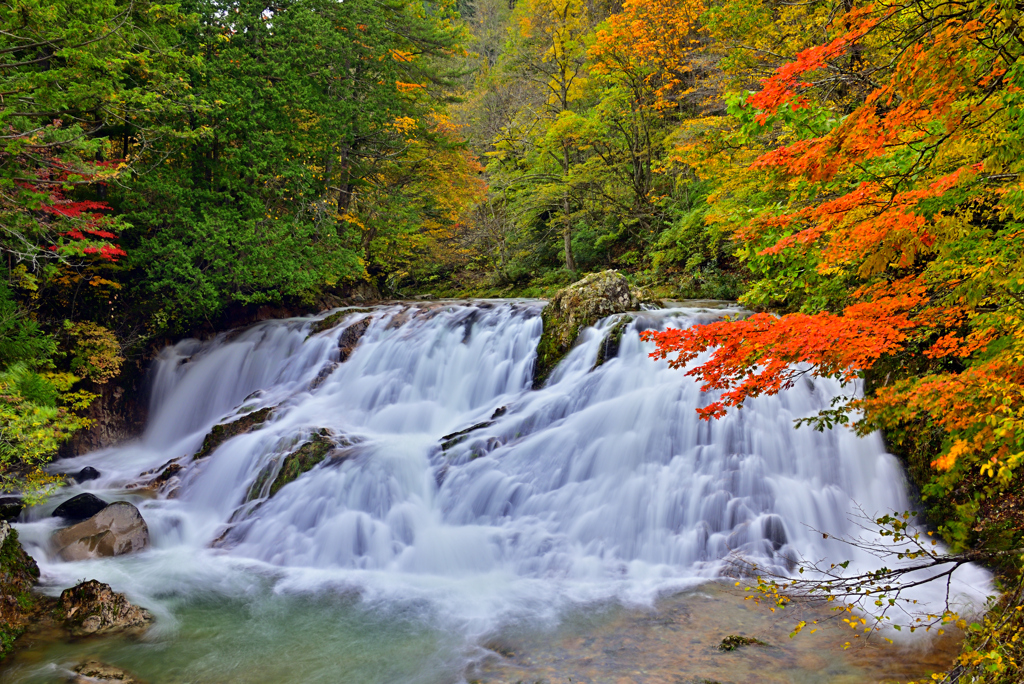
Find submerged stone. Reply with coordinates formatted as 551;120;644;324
71;660;148;683
719;634;768;651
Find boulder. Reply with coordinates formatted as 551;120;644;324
534;270;641;387
70;660;147;683
0;496;23;522
55;580;153;636
73;466;101;483
53;493;109;522
51;502;149;562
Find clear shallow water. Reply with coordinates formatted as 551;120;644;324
5;300;989;682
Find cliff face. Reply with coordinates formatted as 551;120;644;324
0;522;40;660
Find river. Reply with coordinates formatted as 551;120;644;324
4;301;989;683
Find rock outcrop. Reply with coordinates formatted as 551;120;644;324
337;317;371;362
55;580;153;636
194;406;274;460
51;502;149;562
53;493;108;522
0;522;40;660
70;660;148;683
246;430;358;502
534;270;643;387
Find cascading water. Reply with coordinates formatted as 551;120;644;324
8;301;990;683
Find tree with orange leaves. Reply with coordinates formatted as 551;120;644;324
646;0;1024;550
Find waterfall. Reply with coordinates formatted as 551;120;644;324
17;301;988;638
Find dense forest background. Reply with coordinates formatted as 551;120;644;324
3;0;1024;673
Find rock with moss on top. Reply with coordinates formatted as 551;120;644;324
534;270;645;387
54;579;153;637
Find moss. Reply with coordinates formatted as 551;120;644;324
533;271;640;388
195;407;273;460
267;431;334;498
0;526;39;661
718;634;767;651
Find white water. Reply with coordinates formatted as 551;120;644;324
11;300;990;681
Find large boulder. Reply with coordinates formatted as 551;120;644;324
534;270;642;386
53;493;108;522
51;502;149;562
55;580;153;636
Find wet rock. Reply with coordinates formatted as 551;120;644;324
70;660;147;683
490;406;507;419
0;521;41;659
718;634;767;651
245;430;356;503
0;496;24;522
73;466;101;483
51;502;149;562
593;315;634;369
306;308;374;337
128;458;184;492
534;270;642;387
53;493;109;522
761;514;788;551
194;407;274;460
55;580;153;636
309;362;339;390
338;317;371;361
441;421;493;451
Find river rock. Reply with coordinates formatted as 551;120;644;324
534;270;641;386
55;580;153;636
51;502;149;562
194;406;274;460
73;466;101;483
53;493;109;522
0;496;24;522
70;660;148;683
338;317;371;361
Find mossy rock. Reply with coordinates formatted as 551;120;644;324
534;270;641;387
306;308;375;338
718;634;767;651
0;523;40;660
244;430;340;503
195;407;273;460
594;315;634;369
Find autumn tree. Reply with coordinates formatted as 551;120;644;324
646;0;1024;553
